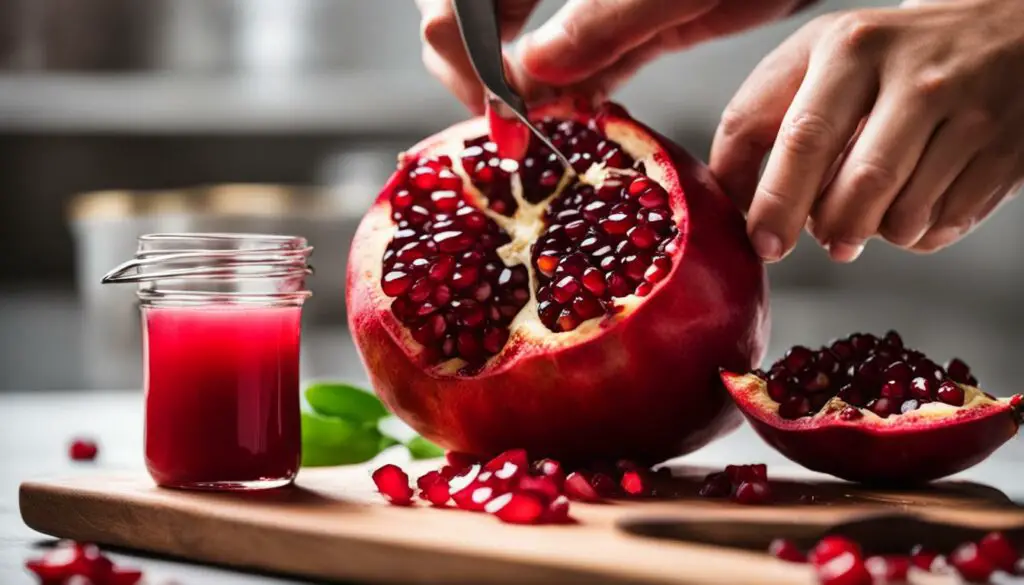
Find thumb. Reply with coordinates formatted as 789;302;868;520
518;0;716;85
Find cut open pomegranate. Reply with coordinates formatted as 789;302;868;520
721;331;1022;483
348;98;768;463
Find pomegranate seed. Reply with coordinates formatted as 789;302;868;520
782;346;814;373
421;481;451;506
449;265;479;289
936;380;965;406
945;358;972;384
620;470;654;497
484;449;528;472
532;459;566;485
536;252;559;277
482;327;510;354
581;267;607;296
69;438;99;461
556;309;579;332
599;212;633;235
391;189;413;209
810;536;862;566
849;333;878;356
867;397;896;418
572;293;604;319
698;472;733;498
552;276;581;304
778;395;811;419
372;464;414;505
407;278;433;303
563;472;602;502
977;531;1019;572
430;190;460;212
830;339;856;361
816;552;872;585
949;542;994;582
484;492;545;524
543;495;572;523
643;260;670;284
410;166;439;191
626;176;656;197
879;380;906;401
766;377;790;402
909;545;940;571
865;555;910;583
627;225;657;249
796;368;830;393
434;230;474;253
733;480;771;505
909;376;934;401
638;188;666;209
517;475;561;503
768;539;806;563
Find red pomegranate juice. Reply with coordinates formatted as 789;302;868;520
143;305;302;489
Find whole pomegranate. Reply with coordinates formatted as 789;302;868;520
348;99;768;464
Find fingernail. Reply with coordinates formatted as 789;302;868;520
751;229;783;262
826;239;865;263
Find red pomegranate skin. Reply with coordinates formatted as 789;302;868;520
722;372;1021;483
348;101;769;464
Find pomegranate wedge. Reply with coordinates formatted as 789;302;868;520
721;331;1022;484
348;98;768;464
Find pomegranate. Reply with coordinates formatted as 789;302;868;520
768;538;806;563
348;98;768;464
721;331;1022;483
697;464;773;504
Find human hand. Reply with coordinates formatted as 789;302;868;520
415;0;806;114
710;0;1024;263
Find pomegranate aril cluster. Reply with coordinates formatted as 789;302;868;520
382;155;530;365
460;118;634;216
371;451;572;525
697;464;772;505
768;530;1021;585
25;540;142;585
533;176;678;332
757;330;980;420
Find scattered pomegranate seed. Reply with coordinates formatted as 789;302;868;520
810;536;862;566
909;545;940;571
733;481;771;505
372;464;414;506
768;538;806;563
517;475;561;502
815;551;872;585
69;438;98;462
620;470;654;497
698;472;733;498
949;542;994;582
484;492;545;524
864;555;910;583
563;472;602;502
977;531;1019;573
25;541;143;585
543;495;572;523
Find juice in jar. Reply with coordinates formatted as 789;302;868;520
142;304;302;490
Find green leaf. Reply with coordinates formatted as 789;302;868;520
305;382;388;423
301;412;383;467
406;436;445;460
378;435;401;452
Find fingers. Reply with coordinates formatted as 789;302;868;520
911;145;1020;252
418;0;540;113
879;115;988;248
745;36;878;262
809;91;941;262
710;26;819;212
518;0;716;85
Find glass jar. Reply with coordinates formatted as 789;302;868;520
103;233;313;491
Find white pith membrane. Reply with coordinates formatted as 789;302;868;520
732;373;1003;426
378;117;679;375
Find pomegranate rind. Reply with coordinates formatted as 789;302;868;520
721;371;1022;483
347;99;769;464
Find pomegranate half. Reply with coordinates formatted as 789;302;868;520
348;99;768;464
721;332;1022;484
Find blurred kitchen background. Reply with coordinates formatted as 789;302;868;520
0;0;1020;393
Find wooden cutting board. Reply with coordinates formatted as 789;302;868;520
19;462;1024;585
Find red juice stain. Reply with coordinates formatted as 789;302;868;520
143;305;302;489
